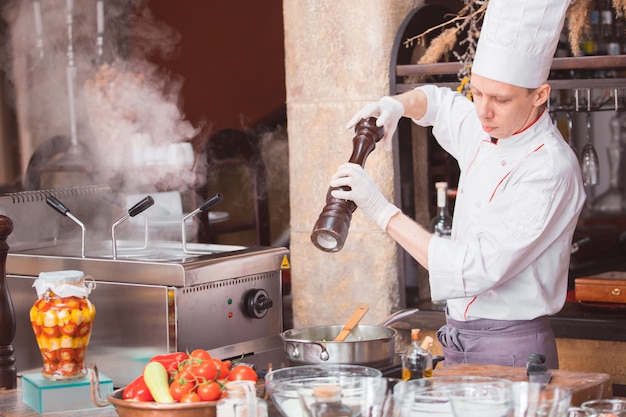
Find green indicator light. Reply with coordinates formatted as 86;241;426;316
227;298;233;305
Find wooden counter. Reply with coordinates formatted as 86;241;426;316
434;364;612;406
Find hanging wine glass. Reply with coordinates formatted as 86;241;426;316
580;89;599;187
591;91;624;213
29;0;45;72
95;0;105;65
566;111;578;158
54;0;86;168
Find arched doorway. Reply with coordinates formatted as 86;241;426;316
390;1;463;306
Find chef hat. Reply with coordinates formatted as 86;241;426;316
472;0;571;88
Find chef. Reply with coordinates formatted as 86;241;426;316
329;0;585;368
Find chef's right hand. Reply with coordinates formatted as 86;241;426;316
345;96;404;151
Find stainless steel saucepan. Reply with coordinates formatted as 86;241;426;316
280;308;419;367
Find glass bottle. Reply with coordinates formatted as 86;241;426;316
30;270;96;380
617;14;626;57
583;7;600;56
599;0;614;56
309;385;354;417
216;380;268;417
429;182;452;239
401;329;433;380
591;113;624;213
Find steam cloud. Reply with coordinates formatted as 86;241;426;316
1;0;205;194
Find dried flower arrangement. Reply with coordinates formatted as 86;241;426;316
406;0;626;94
404;0;486;94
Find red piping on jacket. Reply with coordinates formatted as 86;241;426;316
487;144;545;202
464;296;477;320
463;140;545;320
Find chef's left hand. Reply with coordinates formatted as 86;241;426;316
345;96;404;152
330;163;400;230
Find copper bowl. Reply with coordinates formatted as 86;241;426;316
91;365;216;417
105;388;216;417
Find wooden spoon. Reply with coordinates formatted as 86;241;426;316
333;304;369;342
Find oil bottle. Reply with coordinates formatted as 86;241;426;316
401;329;433;380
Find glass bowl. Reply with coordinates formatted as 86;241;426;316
512;382;572;417
264;364;382;417
400;376;513;417
581;398;626;417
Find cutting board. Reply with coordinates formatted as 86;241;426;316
434;364;612;406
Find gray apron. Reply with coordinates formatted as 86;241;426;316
436;314;559;368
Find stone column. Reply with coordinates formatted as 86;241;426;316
283;0;422;327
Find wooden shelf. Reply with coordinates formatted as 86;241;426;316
395;55;626;92
397;55;626;77
397;78;626;93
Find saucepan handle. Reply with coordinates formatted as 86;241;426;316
283;339;330;361
379;308;420;327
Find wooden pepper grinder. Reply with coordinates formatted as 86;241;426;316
311;117;384;252
0;214;16;389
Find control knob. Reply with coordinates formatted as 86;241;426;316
244;288;273;319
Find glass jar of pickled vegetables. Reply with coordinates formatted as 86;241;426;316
30;270;96;380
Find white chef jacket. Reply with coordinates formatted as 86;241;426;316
415;85;586;322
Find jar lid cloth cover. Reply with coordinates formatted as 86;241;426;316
33;270;94;298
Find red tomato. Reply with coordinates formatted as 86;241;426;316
212;359;231;380
227;365;258;383
189;349;212;362
174;363;195;384
180;392;202;403
197;380;222;401
191;360;218;383
169;379;195;402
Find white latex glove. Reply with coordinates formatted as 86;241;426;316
345;96;404;151
330;163;400;230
